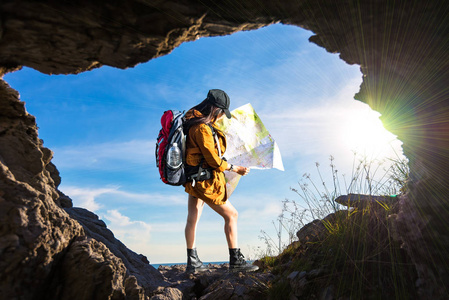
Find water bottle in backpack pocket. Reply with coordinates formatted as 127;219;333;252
155;110;187;186
167;142;182;169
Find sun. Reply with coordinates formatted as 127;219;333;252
340;105;399;158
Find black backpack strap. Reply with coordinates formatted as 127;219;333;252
208;124;223;159
185;123;222;186
186;158;212;187
206;123;216;135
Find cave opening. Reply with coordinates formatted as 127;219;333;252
2;1;448;297
4;23;404;264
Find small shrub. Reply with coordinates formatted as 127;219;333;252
258;154;408;257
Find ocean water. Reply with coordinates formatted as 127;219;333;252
151;261;227;269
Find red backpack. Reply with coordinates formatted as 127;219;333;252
155;110;187;185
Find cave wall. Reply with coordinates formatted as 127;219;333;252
0;79;148;299
0;0;448;299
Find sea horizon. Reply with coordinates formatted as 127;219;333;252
151;261;228;269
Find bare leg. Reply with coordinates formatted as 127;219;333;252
206;201;239;249
207;200;258;272
185;194;205;249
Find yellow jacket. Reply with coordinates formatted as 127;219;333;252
184;109;229;205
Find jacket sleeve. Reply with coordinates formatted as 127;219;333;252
194;124;229;172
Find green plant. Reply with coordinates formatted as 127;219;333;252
258;154;409;257
267;279;290;300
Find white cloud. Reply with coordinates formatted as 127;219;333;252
60;185;187;212
102;209;152;255
61;186;118;211
52;139;154;170
150;222;187;233
100;189;187;206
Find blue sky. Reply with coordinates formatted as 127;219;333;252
4;24;404;264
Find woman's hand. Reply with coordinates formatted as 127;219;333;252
234;165;250;176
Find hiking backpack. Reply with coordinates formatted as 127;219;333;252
156;110;222;186
155;110;187;186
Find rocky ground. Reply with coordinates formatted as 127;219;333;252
152;264;273;299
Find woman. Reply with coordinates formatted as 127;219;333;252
183;89;259;273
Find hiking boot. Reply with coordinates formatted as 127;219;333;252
229;248;259;272
186;248;209;273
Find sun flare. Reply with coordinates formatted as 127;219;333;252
340;105;399;158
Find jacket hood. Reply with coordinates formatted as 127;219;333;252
185;109;203;120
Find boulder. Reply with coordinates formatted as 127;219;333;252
65;206;167;295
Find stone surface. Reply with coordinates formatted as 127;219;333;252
0;78;82;299
65;206;167;295
335;194;397;209
153;263;272;299
296;211;346;243
0;0;268;75
49;236;145;300
0;0;448;298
